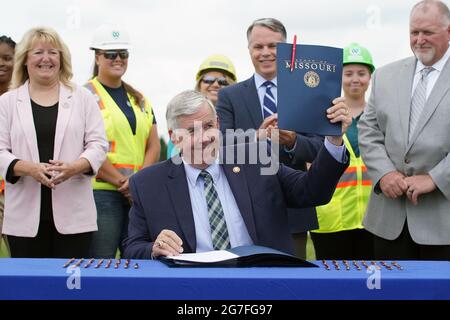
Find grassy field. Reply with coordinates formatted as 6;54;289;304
0;238;9;258
306;233;316;260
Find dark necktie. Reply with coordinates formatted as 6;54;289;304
262;81;277;118
199;170;230;250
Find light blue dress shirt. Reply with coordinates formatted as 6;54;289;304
254;73;278;119
183;160;253;252
182;139;345;252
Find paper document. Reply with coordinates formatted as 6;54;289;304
168;250;238;263
160;245;318;268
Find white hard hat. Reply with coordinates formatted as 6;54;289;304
90;24;132;50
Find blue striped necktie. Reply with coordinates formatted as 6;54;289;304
199;170;230;250
263;81;277;118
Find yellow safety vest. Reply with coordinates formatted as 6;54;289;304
84;77;154;191
312;135;372;233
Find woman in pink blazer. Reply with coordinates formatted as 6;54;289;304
0;27;108;258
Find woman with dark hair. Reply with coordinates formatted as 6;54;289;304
0;36;15;95
0;35;15;254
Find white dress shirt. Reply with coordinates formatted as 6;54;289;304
412;46;450;99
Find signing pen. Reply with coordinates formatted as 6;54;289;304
290;35;297;72
63;257;76;268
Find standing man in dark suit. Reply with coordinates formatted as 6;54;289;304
216;18;326;258
123;90;351;259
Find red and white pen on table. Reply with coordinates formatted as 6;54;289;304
290;34;297;72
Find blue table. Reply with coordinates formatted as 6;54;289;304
0;259;449;299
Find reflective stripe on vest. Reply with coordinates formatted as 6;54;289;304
85;77;154;191
336;165;371;188
114;163;143;177
313;134;372;233
95;164;143;183
108;141;116;153
84;82;106;110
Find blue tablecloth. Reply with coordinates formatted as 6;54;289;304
0;259;449;299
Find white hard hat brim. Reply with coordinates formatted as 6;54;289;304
90;43;132;50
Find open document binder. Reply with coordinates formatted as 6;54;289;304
160;245;318;268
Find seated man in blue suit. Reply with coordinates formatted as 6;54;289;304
216;18;325;258
123;90;351;259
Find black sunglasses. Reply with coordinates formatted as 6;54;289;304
100;50;129;60
202;75;229;86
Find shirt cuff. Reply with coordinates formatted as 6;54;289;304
324;138;347;163
6;159;21;184
283;139;297;154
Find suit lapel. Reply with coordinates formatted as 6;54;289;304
397;58;416;150
166;158;197;252
221;163;258;243
53;84;74;160
407;57;450;149
241;77;264;127
16;82;39;163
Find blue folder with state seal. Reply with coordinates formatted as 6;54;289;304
277;42;343;136
160;245;318;268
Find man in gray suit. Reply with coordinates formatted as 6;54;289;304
358;0;450;260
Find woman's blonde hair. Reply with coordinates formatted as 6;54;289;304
10;27;73;89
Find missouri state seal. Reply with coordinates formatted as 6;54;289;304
304;71;320;88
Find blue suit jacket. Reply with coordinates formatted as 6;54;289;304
216;76;324;233
123;145;348;259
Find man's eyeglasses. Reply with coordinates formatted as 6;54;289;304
202;76;229;86
100;50;129;60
